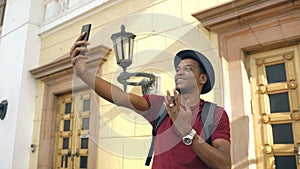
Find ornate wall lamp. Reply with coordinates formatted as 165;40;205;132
111;25;156;95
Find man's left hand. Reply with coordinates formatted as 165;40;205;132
165;89;195;136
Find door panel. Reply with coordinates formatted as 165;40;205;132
250;45;300;169
54;91;92;169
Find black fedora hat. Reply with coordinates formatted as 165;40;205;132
174;50;215;94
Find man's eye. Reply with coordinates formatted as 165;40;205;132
185;66;192;71
176;66;192;72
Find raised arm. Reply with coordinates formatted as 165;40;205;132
70;33;149;113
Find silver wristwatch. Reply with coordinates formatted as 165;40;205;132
182;129;196;146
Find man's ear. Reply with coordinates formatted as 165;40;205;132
199;74;208;85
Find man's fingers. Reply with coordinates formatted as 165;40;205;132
166;90;173;106
165;90;177;119
71;57;76;65
70;34;84;55
164;103;171;113
77;32;86;41
173;89;180;111
72;55;89;65
70;33;90;56
164;102;173;117
70;41;89;55
70;45;89;60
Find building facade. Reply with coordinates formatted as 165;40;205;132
0;0;299;169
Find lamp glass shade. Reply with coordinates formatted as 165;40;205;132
111;25;136;69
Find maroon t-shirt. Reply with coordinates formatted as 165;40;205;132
143;94;230;169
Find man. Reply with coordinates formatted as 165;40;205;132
70;33;231;169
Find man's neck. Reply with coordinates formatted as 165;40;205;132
179;92;201;107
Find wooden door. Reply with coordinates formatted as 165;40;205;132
54;91;92;169
250;45;300;169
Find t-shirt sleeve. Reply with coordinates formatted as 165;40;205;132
211;106;230;142
142;94;165;123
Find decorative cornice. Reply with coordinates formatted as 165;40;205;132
29;45;111;80
192;0;300;33
40;0;125;37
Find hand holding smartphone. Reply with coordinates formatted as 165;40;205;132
80;24;91;55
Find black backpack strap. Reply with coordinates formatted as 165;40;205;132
201;101;216;145
145;98;168;166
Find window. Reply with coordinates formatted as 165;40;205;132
0;0;6;27
265;63;287;84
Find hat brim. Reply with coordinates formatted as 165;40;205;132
174;50;215;94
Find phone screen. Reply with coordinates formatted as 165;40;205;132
80;24;91;55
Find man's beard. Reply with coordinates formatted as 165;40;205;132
176;85;199;95
176;87;187;94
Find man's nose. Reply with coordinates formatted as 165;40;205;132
176;68;184;75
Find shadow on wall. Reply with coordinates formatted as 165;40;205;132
231;116;256;169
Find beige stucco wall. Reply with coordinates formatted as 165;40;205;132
30;0;232;168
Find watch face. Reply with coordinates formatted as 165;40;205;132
183;137;192;145
183;129;196;146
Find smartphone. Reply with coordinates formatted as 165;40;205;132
80;24;91;55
